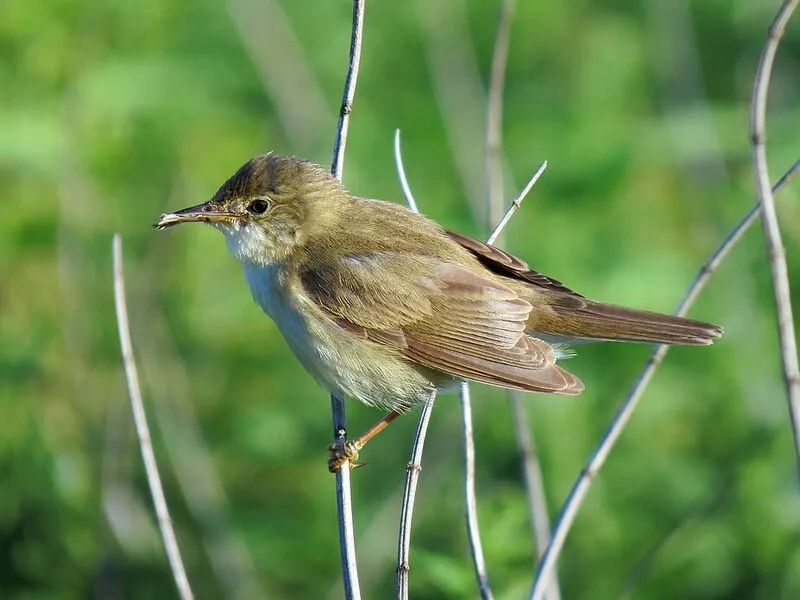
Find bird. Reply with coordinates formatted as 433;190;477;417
156;153;723;470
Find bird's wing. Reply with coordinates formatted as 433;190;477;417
447;231;723;344
299;253;583;395
446;230;585;298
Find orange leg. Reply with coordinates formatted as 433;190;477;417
328;410;402;472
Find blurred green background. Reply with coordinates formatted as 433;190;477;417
3;0;800;598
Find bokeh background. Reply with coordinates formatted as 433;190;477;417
3;0;800;598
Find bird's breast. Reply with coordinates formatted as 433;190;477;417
240;261;437;410
242;262;308;349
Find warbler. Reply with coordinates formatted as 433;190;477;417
156;153;722;469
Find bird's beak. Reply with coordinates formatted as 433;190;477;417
155;201;238;229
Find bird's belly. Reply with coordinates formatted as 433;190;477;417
243;262;436;410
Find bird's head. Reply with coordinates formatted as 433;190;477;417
156;154;347;265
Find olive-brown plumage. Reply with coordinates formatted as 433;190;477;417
157;153;723;411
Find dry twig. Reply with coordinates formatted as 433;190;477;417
485;0;517;230
331;0;366;181
528;159;800;600
329;2;367;598
460;383;494;600
467;162;551;600
395;130;552;600
139;318;269;600
486;162;548;246
112;234;194;600
396;393;437;600
483;5;559;596
392;131;438;599
750;0;800;469
226;0;331;152
394;129;419;213
414;0;487;215
508;390;557;574
459;163;550;600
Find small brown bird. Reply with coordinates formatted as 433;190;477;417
157;154;723;469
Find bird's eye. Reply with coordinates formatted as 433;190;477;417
246;199;270;215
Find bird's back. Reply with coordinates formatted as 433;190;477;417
298;196;482;269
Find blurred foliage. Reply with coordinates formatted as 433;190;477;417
2;0;800;598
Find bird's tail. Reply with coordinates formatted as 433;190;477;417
532;296;723;346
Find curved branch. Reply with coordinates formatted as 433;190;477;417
394;129;419;213
112;234;194;600
750;0;800;470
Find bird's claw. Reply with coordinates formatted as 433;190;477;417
327;439;365;473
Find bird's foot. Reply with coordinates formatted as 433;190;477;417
327;439;365;473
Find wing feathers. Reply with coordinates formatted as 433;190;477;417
447;231;584;297
405;337;582;395
300;253;579;395
448;231;722;346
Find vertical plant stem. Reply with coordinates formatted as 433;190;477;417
112;234;194;600
332;398;362;600
332;0;366;180
460;383;494;600
392;130;437;600
462;158;550;598
329;2;367;599
509;391;560;600
485;0;517;232
396;393;437;600
484;4;560;595
750;0;800;472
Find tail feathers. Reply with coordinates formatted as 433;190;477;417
535;297;723;346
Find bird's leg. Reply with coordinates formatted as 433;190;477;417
328;410;402;472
